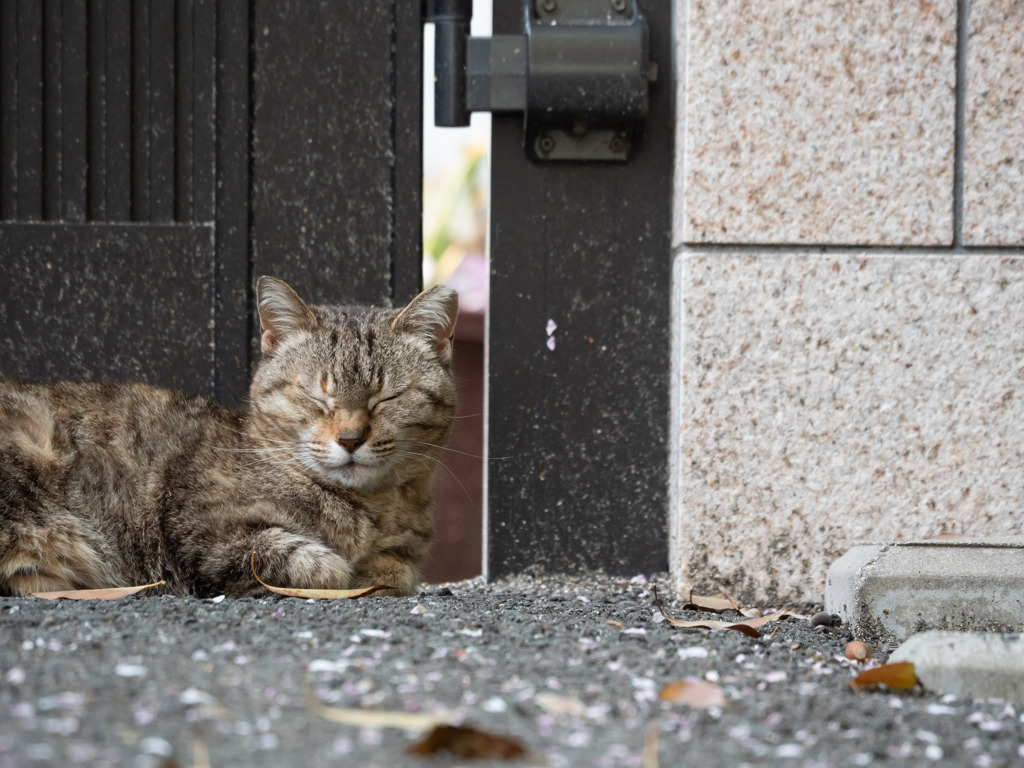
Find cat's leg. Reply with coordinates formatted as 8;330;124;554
181;503;355;598
0;511;114;594
0;429;115;594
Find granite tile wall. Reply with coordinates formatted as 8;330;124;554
680;0;957;246
672;1;1024;601
675;253;1024;602
963;0;1024;245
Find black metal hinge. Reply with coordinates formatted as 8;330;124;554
424;0;654;162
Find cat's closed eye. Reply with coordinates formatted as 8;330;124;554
300;389;333;415
369;391;405;414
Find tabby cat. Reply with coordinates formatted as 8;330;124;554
0;277;458;598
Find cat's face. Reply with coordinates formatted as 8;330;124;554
248;278;458;492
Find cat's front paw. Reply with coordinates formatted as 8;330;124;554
250;531;353;594
352;554;416;597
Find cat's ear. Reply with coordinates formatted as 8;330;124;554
256;277;317;355
391;285;459;363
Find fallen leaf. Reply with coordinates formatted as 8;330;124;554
680;587;741;614
658;679;726;709
849;661;918;691
30;581;166;600
251;553;392;599
406;724;525;759
654;586;791;637
605;619;625;629
304;680;455;731
643;723;660;768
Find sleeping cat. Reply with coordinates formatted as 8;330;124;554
0;277;457;598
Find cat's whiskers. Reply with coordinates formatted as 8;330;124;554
406;439;511;461
393;448;474;504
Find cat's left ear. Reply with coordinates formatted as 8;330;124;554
392;285;459;363
257;276;317;355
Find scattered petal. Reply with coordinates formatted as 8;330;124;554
114;664;148;678
546;336;556;352
406;724;525;759
546;319;557;336
140;737;173;757
677;646;709;660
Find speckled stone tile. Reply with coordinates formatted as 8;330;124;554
963;0;1024;245
675;252;1024;603
681;0;957;245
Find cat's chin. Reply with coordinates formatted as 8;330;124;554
316;462;388;492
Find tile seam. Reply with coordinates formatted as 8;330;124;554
953;0;970;247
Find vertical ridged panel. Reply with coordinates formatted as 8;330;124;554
191;0;214;223
1;1;18;219
104;0;131;220
148;0;174;221
174;0;193;222
16;0;42;220
61;0;87;221
42;0;60;220
86;0;106;219
130;0;150;221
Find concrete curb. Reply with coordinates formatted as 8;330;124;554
890;631;1024;704
824;538;1024;644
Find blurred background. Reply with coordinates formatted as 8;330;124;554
418;3;491;583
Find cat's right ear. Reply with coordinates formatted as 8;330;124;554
256;277;316;355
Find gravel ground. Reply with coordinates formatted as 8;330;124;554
2;573;1022;768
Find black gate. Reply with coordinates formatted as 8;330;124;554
0;0;422;403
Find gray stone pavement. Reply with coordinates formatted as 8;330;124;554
2;573;1024;768
825;539;1024;644
891;632;1024;705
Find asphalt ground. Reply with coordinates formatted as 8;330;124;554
2;573;1022;768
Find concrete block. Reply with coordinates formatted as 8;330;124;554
680;0;956;245
890;631;1024;704
825;540;1024;644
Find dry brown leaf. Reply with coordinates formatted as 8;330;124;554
658;679;726;709
406;724;525;759
250;553;392;599
304;680;455;731
680;586;741;614
643;723;660;768
849;661;918;691
605;619;625;629
30;581;166;600
654;587;793;638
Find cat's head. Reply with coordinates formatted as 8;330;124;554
249;277;458;492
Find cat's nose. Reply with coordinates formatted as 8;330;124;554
336;428;368;454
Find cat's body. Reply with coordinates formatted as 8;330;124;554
0;278;458;598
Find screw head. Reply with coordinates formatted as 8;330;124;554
611;0;627;12
538;134;557;154
609;135;627;153
540;0;557;13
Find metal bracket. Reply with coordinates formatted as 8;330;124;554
425;0;651;162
